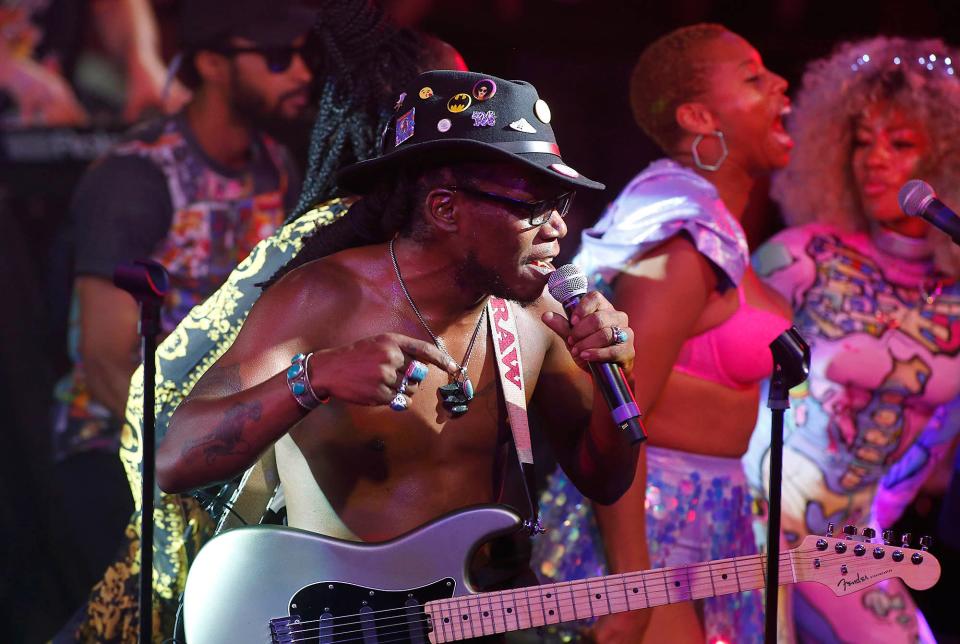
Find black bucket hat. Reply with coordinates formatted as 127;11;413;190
336;70;604;193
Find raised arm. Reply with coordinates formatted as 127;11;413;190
157;266;458;492
536;289;639;505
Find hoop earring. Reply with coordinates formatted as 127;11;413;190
692;130;728;172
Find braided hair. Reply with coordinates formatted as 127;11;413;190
290;0;425;219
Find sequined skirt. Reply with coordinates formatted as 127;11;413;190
532;446;765;643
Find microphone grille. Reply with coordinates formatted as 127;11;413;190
547;264;588;303
899;179;935;216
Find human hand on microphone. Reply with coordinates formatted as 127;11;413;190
308;333;459;407
541;291;634;373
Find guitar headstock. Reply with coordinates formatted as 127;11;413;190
793;527;941;595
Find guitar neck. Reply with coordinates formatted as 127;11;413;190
425;550;795;642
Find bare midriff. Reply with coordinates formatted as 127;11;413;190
644;370;761;458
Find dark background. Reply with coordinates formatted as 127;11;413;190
2;0;959;641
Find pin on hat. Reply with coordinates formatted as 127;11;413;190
337;70;604;193
395;108;415;146
534;99;551;123
472;78;497;102
472;111;496;127
509;118;536;134
447;93;472;113
419;87;434;99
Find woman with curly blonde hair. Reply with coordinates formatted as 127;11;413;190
744;36;960;642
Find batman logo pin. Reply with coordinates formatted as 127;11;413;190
447;93;472;113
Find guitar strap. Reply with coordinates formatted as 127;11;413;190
486;297;544;536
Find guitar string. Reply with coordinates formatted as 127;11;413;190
272;553;916;641
283;553;801;643
278;553;789;634
268;544;904;634
278;547;921;642
282;553;910;644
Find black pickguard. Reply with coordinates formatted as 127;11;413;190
269;578;456;644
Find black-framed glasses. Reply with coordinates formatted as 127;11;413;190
449;186;575;227
212;45;310;73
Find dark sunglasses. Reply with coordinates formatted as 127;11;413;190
450;185;575;227
212;44;310;73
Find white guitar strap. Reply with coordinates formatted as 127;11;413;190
486;297;543;535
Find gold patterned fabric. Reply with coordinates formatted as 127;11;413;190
72;199;351;642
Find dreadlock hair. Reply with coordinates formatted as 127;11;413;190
630;23;731;152
263;161;500;288
288;0;426;220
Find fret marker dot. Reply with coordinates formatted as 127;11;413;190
546;593;552;598
632;588;639;593
721;574;728;580
483;611;489;617
595;593;602;599
674;581;680;587
507;608;513;613
443;618;450;623
549;609;555;616
462;615;469;620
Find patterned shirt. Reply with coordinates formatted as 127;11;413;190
744;223;960;544
52;112;298;460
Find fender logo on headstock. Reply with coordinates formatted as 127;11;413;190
837;569;891;592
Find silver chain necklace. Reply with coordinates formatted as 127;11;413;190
389;238;486;416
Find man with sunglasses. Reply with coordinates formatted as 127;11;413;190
159;70;649;642
49;0;315;627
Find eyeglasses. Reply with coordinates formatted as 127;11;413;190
449;185;575;227
212;44;310;73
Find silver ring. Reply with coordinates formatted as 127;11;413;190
389;391;409;411
405;360;429;384
610;326;628;346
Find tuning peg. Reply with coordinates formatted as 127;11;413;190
843;525;857;539
861;527;876;541
920;536;933;551
826;522;835;537
901;533;912;548
882;529;895;545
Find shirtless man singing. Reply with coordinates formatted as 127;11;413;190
158;70;647;639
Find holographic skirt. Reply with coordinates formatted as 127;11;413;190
533;446;764;644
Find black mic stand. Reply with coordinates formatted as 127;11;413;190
764;327;810;644
114;260;169;644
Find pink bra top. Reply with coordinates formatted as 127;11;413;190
673;284;792;389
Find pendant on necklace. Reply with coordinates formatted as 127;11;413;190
439;377;474;417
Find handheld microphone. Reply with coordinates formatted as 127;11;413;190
898;179;960;245
547;264;647;445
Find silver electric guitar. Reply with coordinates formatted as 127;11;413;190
183;504;940;643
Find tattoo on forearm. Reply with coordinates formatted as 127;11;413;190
182;402;262;464
190;363;242;398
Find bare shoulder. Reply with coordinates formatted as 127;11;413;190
258;250;376;317
226;251;374;358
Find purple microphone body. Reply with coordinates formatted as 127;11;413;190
548;264;647;445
